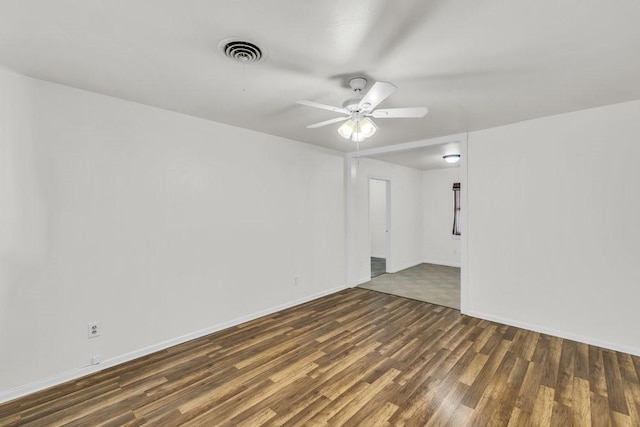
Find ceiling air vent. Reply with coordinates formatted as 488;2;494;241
219;39;264;63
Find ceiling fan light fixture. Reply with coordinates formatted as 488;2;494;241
357;117;377;138
443;154;461;164
351;132;366;143
338;119;355;139
339;118;377;142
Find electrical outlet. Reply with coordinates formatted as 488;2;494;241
88;322;101;339
293;277;299;286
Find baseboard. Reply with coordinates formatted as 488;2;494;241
465;309;640;357
0;284;349;404
422;259;461;268
356;276;371;286
355;260;427;285
387;260;422;274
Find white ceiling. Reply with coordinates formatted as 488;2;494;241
1;1;639;153
367;142;460;171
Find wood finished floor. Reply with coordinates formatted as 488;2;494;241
1;288;640;426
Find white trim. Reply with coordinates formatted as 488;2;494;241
387;260;422;274
357;276;372;286
0;284;349;404
367;177;392;275
422;259;461;268
367;174;392;181
459;133;469;314
384;180;391;273
466;309;640;357
346;133;468;158
356;259;422;284
346;157;359;286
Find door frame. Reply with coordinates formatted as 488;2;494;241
368;177;391;277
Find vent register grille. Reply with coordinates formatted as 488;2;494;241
219;40;263;63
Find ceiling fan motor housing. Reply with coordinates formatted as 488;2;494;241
343;97;363;111
344;77;371;111
349;77;367;92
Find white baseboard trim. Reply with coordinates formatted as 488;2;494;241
387;260;422;274
422;259;461;268
465;309;640;357
356;277;371;286
0;284;349;404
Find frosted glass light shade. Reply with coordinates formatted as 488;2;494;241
351;131;366;142
338;119;355;139
358;118;377;138
339;117;377;142
443;154;461;163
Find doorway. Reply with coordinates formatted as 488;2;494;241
347;133;468;311
369;178;389;278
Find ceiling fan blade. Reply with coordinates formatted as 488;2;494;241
297;100;349;115
371;107;429;118
358;81;397;111
307;116;350;129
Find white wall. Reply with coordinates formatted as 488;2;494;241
369;179;387;259
422;167;461;267
0;67;347;398
467;99;640;356
356;158;422;282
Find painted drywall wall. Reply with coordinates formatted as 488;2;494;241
355;158;422;282
467;99;640;355
0;67;346;397
369;179;387;259
422;167;461;267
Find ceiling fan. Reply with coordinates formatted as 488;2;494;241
297;77;428;142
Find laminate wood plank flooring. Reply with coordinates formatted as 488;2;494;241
1;288;639;426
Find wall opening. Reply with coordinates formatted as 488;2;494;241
369;178;389;278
